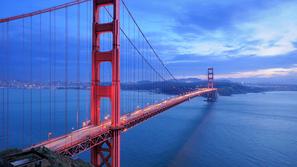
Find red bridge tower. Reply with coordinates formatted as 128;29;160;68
208;67;214;89
91;0;121;166
207;67;217;102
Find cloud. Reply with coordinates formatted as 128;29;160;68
173;0;273;32
152;0;297;59
176;40;237;56
165;59;200;65
185;66;297;79
233;2;297;57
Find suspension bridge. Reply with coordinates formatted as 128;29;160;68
0;0;217;166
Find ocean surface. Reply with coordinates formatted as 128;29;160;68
1;90;297;166
119;91;297;167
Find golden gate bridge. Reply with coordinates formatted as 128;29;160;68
0;0;217;166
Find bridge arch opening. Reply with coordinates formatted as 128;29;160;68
99;32;113;52
98;5;114;24
99;62;112;86
100;97;111;122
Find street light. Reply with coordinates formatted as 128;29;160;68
48;132;52;140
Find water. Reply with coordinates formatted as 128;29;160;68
120;91;297;167
1;90;297;166
0;88;168;149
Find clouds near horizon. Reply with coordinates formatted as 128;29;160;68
126;0;297;83
186;66;297;79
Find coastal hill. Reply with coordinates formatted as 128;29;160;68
121;78;297;96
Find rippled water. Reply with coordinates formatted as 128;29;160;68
1;90;297;166
120;91;297;167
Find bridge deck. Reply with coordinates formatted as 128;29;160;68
31;88;217;156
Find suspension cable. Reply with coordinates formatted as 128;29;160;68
0;0;91;23
104;8;167;81
120;0;176;81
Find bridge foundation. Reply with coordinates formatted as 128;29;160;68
207;91;217;102
91;0;121;167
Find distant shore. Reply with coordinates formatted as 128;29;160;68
1;79;296;97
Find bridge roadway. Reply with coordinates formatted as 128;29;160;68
30;88;217;156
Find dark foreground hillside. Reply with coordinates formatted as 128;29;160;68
0;147;92;167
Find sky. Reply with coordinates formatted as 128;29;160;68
1;0;297;84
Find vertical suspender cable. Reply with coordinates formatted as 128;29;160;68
65;7;69;134
85;1;90;123
49;11;52;135
53;11;57;133
128;18;132;112
137;31;139;108
6;22;9;147
3;23;6;147
76;4;81;129
1;24;4;147
1;23;6;147
124;7;129;112
142;39;144;107
125;10;128;113
29;16;33;145
22;19;25;146
39;14;42;140
2;24;5;146
120;7;123;112
132;20;135;111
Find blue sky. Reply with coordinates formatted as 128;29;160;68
125;0;297;83
1;0;297;83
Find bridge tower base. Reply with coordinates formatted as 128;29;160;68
90;0;121;167
207;92;217;102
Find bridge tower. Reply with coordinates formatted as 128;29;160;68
208;67;214;89
207;67;217;102
91;0;121;167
